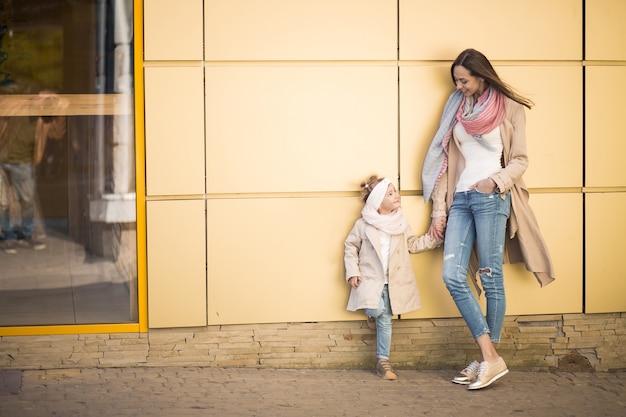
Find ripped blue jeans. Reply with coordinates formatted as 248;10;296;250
442;190;511;343
365;284;393;360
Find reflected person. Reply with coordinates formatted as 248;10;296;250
0;113;46;253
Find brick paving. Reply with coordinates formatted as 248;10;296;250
1;367;625;417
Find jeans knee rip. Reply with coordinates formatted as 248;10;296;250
478;267;493;276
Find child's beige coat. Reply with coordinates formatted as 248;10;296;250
344;219;440;314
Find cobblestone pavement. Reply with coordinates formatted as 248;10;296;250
1;367;625;417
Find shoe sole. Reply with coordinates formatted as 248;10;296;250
467;368;509;390
451;377;472;385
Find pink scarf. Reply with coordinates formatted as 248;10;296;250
457;87;506;136
436;87;506;189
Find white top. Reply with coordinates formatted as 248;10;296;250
379;232;391;284
454;123;503;192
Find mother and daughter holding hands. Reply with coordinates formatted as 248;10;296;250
344;49;555;390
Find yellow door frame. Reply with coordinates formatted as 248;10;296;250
0;0;148;336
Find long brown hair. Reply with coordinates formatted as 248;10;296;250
451;49;534;109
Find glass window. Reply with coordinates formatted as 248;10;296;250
0;0;137;326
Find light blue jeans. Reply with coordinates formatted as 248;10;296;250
442;190;511;343
0;162;36;241
365;284;393;360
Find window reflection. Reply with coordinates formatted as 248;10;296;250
0;0;136;326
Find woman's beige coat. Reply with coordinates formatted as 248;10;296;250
344;219;439;314
431;97;555;289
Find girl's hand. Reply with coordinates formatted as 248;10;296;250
428;217;446;240
348;276;361;289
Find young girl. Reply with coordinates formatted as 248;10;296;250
344;175;441;380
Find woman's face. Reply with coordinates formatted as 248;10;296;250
453;65;485;99
378;184;401;214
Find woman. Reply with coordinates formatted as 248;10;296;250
422;49;555;390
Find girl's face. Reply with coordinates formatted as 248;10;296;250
453;65;486;99
378;184;401;214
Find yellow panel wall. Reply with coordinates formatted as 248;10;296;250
141;1;626;329
399;64;452;192
586;0;626;60
586;193;626;313
502;194;582;315
144;66;205;196
147;200;207;328
399;0;581;60
207;194;446;325
143;0;207;328
204;0;397;60
585;66;626;187
205;66;398;193
144;0;204;60
584;0;626;312
495;66;582;189
207;197;355;325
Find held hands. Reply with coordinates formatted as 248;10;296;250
428;216;446;241
348;276;362;289
469;177;498;194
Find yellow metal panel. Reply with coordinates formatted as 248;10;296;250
207;197;363;325
204;0;397;60
400;65;582;191
496;66;582;189
585;67;626;187
147;200;207;328
399;64;451;192
205;66;398;193
585;193;626;313
586;0;626;60
145;67;205;196
504;193;582;314
144;0;204;60
399;0;581;60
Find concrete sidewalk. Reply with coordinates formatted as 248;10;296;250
1;367;625;416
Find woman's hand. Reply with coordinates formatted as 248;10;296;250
348;276;362;289
428;216;447;240
469;177;498;193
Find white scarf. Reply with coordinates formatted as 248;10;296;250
360;179;408;235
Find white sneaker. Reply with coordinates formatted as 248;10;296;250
18;239;47;250
1;240;17;254
468;357;509;390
